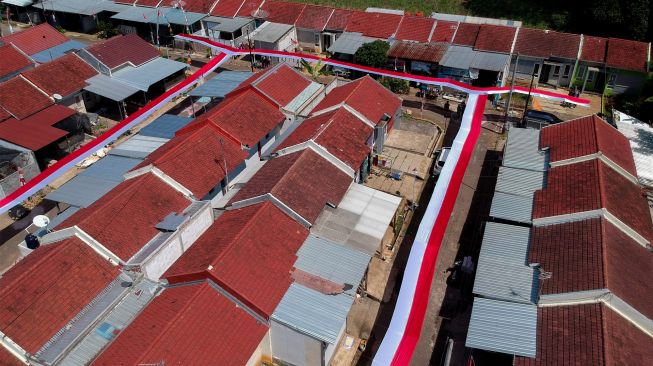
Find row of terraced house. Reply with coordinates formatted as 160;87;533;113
0;47;408;365
2;0;651;95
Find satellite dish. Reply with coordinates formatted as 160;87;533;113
53;93;63;101
32;215;50;228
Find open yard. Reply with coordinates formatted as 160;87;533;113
290;0;466;15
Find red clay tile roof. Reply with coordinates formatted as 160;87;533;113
514;28;581;59
231;149;352;223
581;36;608;63
137;122;248;199
388;41;448;63
277;108;373;169
533;159;653;241
606;37;649;72
295;5;334;31
252;64;312;106
0;76;52;119
210;0;245;17
92;282;268;366
164;202;309;318
313;75;402;125
21;54;97;97
258;1;306;24
0;105;73;150
430;20;458;43
0;23;68;55
237;0;266;17
345;11;403;39
325;8;355;31
174;0;216;13
187;88;285;147
0;346;22;366
0;107;10;122
540;115;637;176
514;304;653;366
394;16;435;43
60;173;190;261
0;237;118;354
452;23;480;46
134;0;161;6
0;44;33;80
530;218;653;319
474;24;516;53
85;34;159;69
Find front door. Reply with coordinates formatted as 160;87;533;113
539;64;551;83
322;33;334;52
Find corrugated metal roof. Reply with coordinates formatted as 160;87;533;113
495;166;545;197
3;0;33;7
252;22;293;43
272;283;353;345
295;235;371;296
189;71;254;98
84;73;140;102
469;51;510;71
30;40;87;63
35;0;107;16
489;191;533;223
328;32;376;55
111;7;205;26
439;45;476;69
311;184;402;256
503;128;547;171
284;81;322;113
473;222;538;304
108;135;168;159
112;58;188;92
46;155;141;207
204;16;253;33
388;41;449;64
615;111;653;188
138;114;192;139
466;297;537;357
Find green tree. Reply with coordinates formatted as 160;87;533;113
300;59;328;81
621;0;649;41
354;40;390;68
97;21;119;39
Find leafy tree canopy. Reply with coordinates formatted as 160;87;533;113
354;40;390;68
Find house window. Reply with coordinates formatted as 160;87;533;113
577;65;586;78
563;65;571;77
314;34;320;45
552;65;560;77
608;73;617;87
533;63;540;76
587;70;596;82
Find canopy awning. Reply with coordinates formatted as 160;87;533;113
328;32;376;55
3;0;33;7
189;71;253;98
111;7;205;26
112;58;187;91
84;74;140;102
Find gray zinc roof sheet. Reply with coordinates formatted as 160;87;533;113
252;22;293;44
112;58;188;92
466;297;537;357
189;71;254;98
439;45;476;69
494;166;545;197
84;74;140;102
470;51;510;71
77;155;141;182
31;40;87;63
204;16;253;33
108;135;169;159
138;114;193;139
473;222;538;304
503;128;547;171
272;283;354;345
328;32;376;55
489;191;533;223
295;235;371;296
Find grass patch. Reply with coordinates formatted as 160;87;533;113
290;0;467;16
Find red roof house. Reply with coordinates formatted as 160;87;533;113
580;36;608;63
91;281;268;366
430;20;458;43
0;23;68;55
325;8;355;31
540;115;637;176
530;218;653;319
0;76;52;119
533;159;653;241
174;0;216;13
231;149;352;223
84;34;159;70
164;202;309;318
0;346;22;366
230;63;313;108
21;54;97;98
277;108;373;170
0;105;74;150
514;28;581;59
237;0;266;17
313;75;402;128
0;44;33;81
606;38;650;73
60;173;191;261
345;11;403;39
474;25;517;53
514;304;653;366
136;121;248;199
258;1;306;25
394;16;436;43
210;0;247;17
0;237;118;354
452;23;480;46
295;5;334;31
